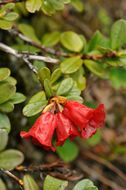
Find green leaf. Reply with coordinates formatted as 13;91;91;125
110;19;126;50
0;179;6;190
56;78;74;96
0;149;24;170
26;0;42;13
86;130;102;146
51;68;62;84
10;93;26;104
84;60;107;78
18;24;40;43
66;95;83;103
0;113;11;133
0;19;12;30
60;31;84;52
86;31;109;52
4;12;18;21
38;67;51;84
23;101;47;117
60;56;83;74
0;101;14;113
29;91;46;103
42;31;61;47
71;68;86;90
23;175;39;190
0;81;16;104
43;175;68;190
0;68;10;82
71;0;84;12
5;76;17;85
56;139;79;162
109;68;126;89
44;79;53;98
0;129;8;151
73;179;98;190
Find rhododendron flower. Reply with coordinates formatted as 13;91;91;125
56;112;79;146
20;112;56;151
20;97;105;151
63;100;105;139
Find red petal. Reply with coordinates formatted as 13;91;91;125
56;112;79;146
20;112;56;151
63;100;105;139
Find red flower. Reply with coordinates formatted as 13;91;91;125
56;112;79;146
63;100;105;138
20;112;56;151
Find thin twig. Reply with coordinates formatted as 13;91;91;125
0;42;59;73
1;169;23;187
83;151;126;182
9;28;68;57
77;160;126;190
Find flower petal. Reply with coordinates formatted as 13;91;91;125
56;112;79;146
20;112;56;151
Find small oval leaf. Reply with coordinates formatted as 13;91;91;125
0;68;10;82
0;149;24;170
60;57;83;74
60;31;84;52
57;78;74;96
0;113;11;133
23;101;47;117
23;175;39;190
43;175;68;190
0;129;8;151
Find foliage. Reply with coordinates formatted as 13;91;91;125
0;0;126;189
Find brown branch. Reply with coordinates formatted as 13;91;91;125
16;161;83;181
9;28;118;62
0;0;24;6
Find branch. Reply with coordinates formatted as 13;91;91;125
0;0;24;6
0;42;59;73
9;28;68;57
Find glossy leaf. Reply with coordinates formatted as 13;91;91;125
110;19;126;50
29;91;46;103
0;68;10;82
0;101;14;113
43;175;68;190
18;24;40;43
23;101;47;117
23;175;39;190
0;81;16;104
38;67;51;83
60;31;84;52
51;68;62;84
60;56;83;74
56;139;79;162
56;78;74;96
0;129;8;151
0;113;11;133
26;0;42;13
44;79;53;98
84;60;107;78
10;93;26;104
73;179;98;190
0;149;24;170
0;19;12;30
42;31;61;47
